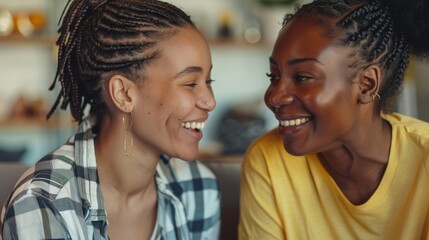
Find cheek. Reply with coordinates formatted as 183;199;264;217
311;89;356;132
311;83;348;111
167;95;195;116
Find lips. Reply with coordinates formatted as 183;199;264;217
181;120;205;140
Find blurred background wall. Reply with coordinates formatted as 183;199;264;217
0;0;427;164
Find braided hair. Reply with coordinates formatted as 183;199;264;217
47;0;195;123
283;0;429;112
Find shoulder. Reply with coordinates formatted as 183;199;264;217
384;113;429;141
251;128;283;145
0;143;79;238
1;193;72;239
384;113;429;165
5;142;77;207
246;128;284;154
243;128;287;166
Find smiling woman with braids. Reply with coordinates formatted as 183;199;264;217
239;0;429;239
0;0;220;239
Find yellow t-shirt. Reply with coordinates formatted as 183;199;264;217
239;113;429;240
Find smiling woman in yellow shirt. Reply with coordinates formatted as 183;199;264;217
240;113;429;239
238;0;429;239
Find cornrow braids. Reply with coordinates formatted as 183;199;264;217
282;0;429;113
47;0;195;123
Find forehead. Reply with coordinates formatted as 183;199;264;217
156;27;211;65
272;16;338;63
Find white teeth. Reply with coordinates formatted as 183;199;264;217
181;121;206;130
280;118;309;127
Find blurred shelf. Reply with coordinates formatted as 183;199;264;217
208;39;272;49
0;117;76;129
0;34;56;45
0;34;271;50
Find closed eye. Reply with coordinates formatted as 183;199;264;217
185;79;215;88
186;82;197;88
295;75;312;82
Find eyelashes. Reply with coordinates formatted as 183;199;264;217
186;79;215;88
266;72;313;83
206;79;215;85
266;72;279;83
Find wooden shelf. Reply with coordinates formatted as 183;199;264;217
0;34;270;49
0;117;76;129
208;39;272;49
0;34;56;45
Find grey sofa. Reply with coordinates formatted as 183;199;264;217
0;162;29;207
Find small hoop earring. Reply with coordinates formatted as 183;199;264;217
122;111;134;157
371;92;381;101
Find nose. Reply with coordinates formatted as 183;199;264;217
265;80;294;111
197;89;216;112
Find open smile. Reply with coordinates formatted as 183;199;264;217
181;121;205;140
279;117;309;127
181;121;205;130
278;117;310;136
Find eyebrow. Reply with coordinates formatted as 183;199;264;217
173;65;213;78
174;66;202;78
269;57;323;66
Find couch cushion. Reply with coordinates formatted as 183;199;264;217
202;156;242;240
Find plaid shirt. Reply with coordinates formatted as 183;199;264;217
0;119;220;240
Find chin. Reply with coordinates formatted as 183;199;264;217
283;141;307;156
178;156;198;162
175;149;199;161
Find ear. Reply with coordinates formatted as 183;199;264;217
358;65;381;104
108;75;135;113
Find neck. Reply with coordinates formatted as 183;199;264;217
94;117;159;204
318;114;391;179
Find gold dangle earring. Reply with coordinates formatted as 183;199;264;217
123;111;134;157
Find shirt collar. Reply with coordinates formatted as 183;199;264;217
73;118;107;221
72;119;179;222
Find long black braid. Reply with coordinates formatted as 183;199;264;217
283;0;429;112
47;0;195;123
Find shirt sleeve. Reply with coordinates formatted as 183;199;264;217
1;195;71;240
238;143;285;240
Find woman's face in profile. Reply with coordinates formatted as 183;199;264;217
131;26;215;161
265;16;362;155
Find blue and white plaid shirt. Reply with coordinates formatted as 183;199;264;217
0;119;220;240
